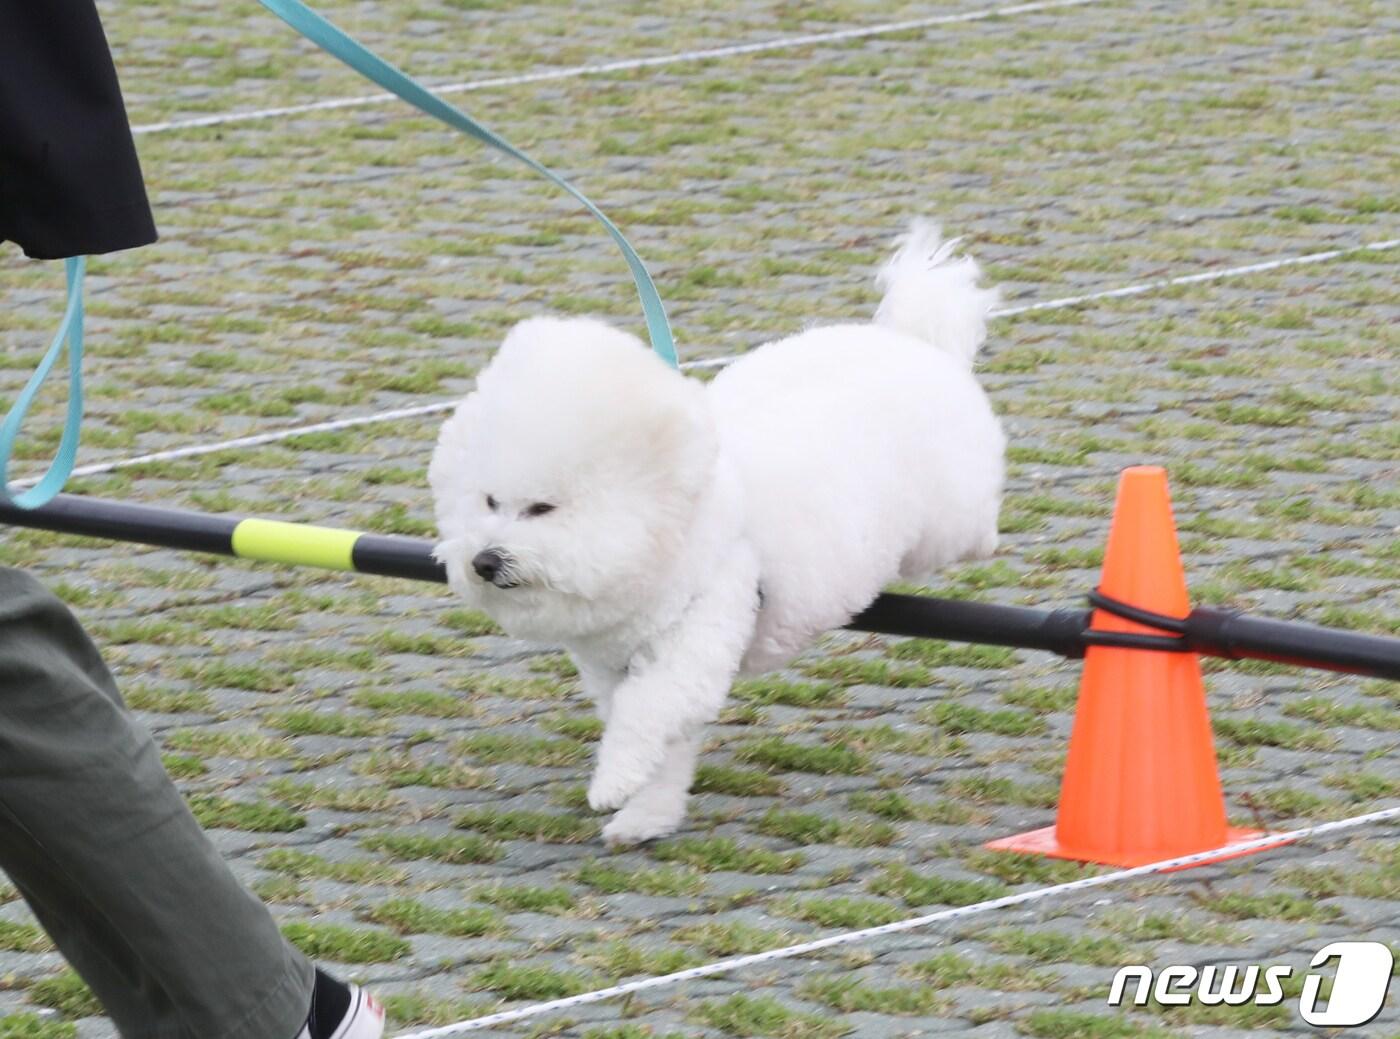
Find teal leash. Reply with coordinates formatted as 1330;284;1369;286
0;257;86;509
256;0;678;369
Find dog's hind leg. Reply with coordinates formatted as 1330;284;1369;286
587;545;759;814
601;730;704;846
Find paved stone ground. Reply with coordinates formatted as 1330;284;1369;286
1;0;1396;1036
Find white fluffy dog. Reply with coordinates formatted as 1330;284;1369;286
430;221;1005;845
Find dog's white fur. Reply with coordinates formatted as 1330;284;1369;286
430;221;1005;845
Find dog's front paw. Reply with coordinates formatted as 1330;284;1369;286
587;726;668;811
587;761;648;813
602;802;684;848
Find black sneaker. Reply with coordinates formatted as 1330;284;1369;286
296;968;385;1039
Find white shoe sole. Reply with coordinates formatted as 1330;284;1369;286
327;985;386;1039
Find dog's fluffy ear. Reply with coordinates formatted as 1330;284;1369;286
428;392;484;537
633;372;718;501
491;316;717;487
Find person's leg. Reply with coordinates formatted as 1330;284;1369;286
0;567;312;1038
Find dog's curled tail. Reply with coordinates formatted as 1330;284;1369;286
873;219;999;366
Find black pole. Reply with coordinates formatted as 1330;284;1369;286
0;494;1395;680
847;594;1093;660
1185;608;1400;682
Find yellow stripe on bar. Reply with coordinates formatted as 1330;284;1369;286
231;518;360;571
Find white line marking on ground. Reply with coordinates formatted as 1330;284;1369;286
131;0;1104;135
37;402;455;485
691;235;1400;368
991;237;1400;317
393;805;1400;1037
11;236;1396;490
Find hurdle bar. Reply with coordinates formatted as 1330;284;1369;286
0;493;1395;680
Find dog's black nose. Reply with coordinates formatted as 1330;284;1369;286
472;549;505;583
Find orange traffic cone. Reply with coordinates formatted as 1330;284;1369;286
987;466;1285;868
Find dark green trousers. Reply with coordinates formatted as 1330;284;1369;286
0;567;313;1037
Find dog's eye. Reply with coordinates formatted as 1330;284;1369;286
523;502;556;518
485;494;499;511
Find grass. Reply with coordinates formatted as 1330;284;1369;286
778;896;905;929
352;753;492;789
541;713;604;740
455;807;598;843
0;1014;77;1038
1281;696;1400;731
475;885;577;914
734;736;869;775
474;961;592;1001
1096;910;1246;945
1198;891;1344;922
164;728;294;760
920;701;1047;737
671;920;789;956
0;921;51;953
887;640;1020;670
848;789;974;825
945;775;1058;808
576;860;706;897
692;764;785;797
264;779;404;814
259;849;406;885
265;709;386;738
983;928;1135;966
454;732;588;766
349;689;479;718
440;609;503;636
755;809;896;847
281;922;410;964
1324;770;1400;800
1276;864;1399;900
963;849;1091;886
379;993;492;1030
797;656;930;687
1212;718;1338;751
362;898;506;937
651;836;803;874
360;629;476;658
187;796;305;833
903;951;1056;991
868;864;1009;906
25;972;100;1019
1001;684;1079;713
693;995;848;1038
169;659;292;693
124;686;215;714
161;753;209;779
359;832;503;865
798;975;948;1015
731;677;844;707
1019;1010;1177;1039
575;940;700;978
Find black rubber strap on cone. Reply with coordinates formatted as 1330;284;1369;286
1083;587;1192;652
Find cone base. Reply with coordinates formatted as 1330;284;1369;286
984;825;1292;871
